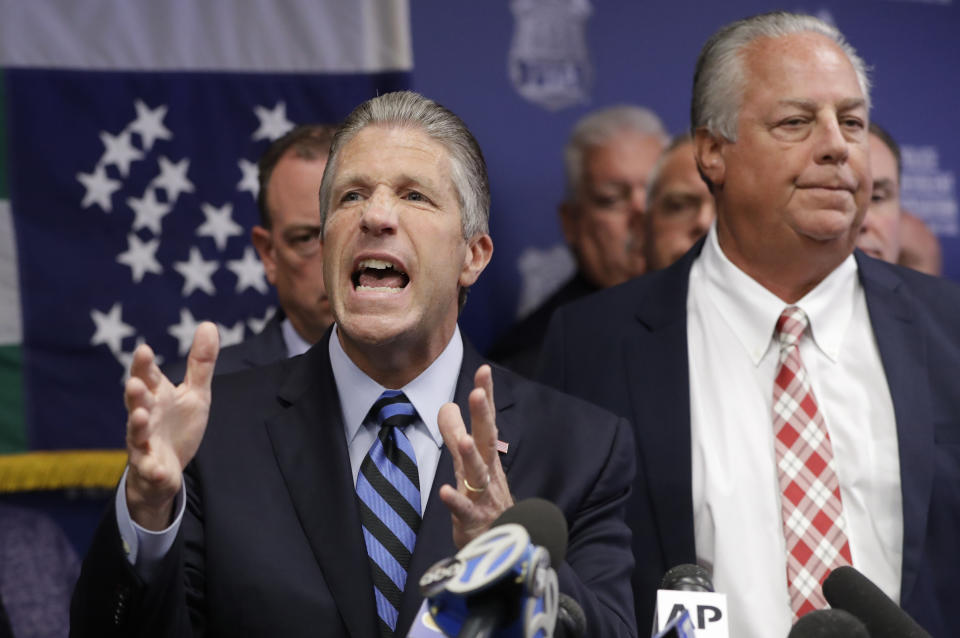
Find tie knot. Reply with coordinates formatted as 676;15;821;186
369;390;416;430
775;306;809;349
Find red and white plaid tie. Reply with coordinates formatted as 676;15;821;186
772;306;852;619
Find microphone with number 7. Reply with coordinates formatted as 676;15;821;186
409;498;570;638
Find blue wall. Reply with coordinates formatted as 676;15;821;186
409;1;960;351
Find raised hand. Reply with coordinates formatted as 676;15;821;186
438;364;514;548
124;322;219;530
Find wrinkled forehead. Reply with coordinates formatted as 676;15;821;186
335;124;455;184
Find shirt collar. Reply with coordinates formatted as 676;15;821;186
329;324;462;449
281;317;313;358
700;224;859;365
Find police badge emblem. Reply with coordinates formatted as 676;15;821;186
509;0;593;111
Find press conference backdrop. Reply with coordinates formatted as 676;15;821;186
0;0;957;468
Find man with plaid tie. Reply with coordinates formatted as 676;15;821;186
540;11;960;638
71;91;637;637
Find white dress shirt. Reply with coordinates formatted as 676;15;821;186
687;226;903;638
117;324;462;578
281;317;313;357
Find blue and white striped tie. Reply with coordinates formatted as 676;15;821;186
356;390;421;637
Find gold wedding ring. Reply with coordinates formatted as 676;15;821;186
463;473;490;494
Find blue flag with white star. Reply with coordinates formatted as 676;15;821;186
0;1;411;453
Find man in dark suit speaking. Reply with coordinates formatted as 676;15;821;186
71;91;637;637
540;11;960;638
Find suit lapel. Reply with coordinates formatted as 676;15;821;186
856;254;935;602
398;339;519;632
264;335;378;638
625;243;702;568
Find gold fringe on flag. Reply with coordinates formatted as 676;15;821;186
0;450;127;492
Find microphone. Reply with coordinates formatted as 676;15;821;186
495;503;582;638
651;564;728;637
822;565;932;638
556;594;585;638
661;564;714;592
490;497;568;565
787;609;869;637
414;498;567;638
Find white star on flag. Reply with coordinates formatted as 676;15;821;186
77;164;122;212
152;156;195;204
99;130;144;177
248;307;276;334
168;308;202;357
90;302;136;353
218;321;246;347
237;158;259;198
116;233;163;282
197;202;243;251
227;246;268;293
174;246;219;296
252;102;295;141
129;99;173;151
127;187;172;234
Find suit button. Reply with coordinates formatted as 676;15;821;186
113;586;130;625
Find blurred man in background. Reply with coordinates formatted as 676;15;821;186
639;134;715;271
489;106;668;375
167;124;336;381
856;123;902;264
898;210;942;275
857;123;943;276
0;504;79;638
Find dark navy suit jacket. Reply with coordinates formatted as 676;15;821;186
71;332;638;637
163;313;288;384
539;239;960;636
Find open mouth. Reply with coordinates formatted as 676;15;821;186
352;258;410;292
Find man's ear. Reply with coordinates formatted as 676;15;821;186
694;128;727;190
460;233;493;288
250;226;278;285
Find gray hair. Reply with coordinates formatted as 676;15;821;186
319;90;489;240
563;105;669;201
691;11;871;142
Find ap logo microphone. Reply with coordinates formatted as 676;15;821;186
652;565;729;638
